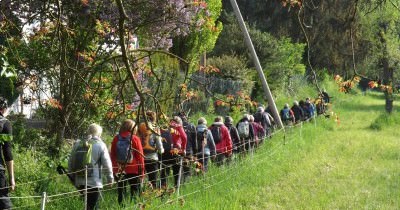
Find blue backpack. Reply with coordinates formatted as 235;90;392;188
116;135;133;164
282;109;290;120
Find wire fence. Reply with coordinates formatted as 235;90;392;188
10;118;319;209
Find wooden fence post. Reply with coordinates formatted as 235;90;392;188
40;192;47;210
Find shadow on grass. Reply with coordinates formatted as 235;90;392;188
363;92;386;100
342;103;386;113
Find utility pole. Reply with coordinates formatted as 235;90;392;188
229;0;284;129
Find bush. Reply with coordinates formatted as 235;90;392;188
370;112;400;130
9;114;60;157
12;149;53;208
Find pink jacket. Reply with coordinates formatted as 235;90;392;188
209;122;232;155
170;123;187;154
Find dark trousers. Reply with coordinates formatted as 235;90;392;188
116;173;141;205
159;154;174;188
215;153;226;166
244;138;252;152
0;170;11;210
160;155;182;187
172;156;183;187
78;186;100;210
145;159;159;188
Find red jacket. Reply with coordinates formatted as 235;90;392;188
170;123;187;154
110;131;145;176
209;122;232;155
251;122;265;144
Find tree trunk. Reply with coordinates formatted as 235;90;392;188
382;60;393;113
379;28;393;113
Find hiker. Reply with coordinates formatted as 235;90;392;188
280;103;295;125
168;116;187;187
224;116;241;155
137;111;164;189
236;114;255;154
195;117;216;172
253;106;272;138
265;105;276;129
299;100;308;121
304;98;316;120
321;89;330;103
291;101;304;124
0;97;15;210
315;95;326;116
159;127;175;188
110;119;145;205
210;116;232;166
248;115;265;147
68;123;114;210
177;112;196;183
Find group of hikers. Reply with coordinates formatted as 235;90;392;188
280;90;330;125
0;90;330;210
67;107;285;209
67;90;331;209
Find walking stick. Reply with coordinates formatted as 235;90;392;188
176;155;183;197
202;141;205;175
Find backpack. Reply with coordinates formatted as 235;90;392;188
116;134;133;164
183;121;196;136
196;129;208;153
160;128;173;152
141;133;157;153
183;121;196;152
254;112;271;129
227;125;239;145
253;112;263;124
210;126;222;144
70;139;94;177
237;121;250;138
281;109;290;120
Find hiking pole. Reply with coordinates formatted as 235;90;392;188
314;115;317;128
300;121;303;139
202;142;205;178
176;156;183;197
283;132;286;145
84;165;88;210
248;138;252;157
251;138;255;158
159;154;163;190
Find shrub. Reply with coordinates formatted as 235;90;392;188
370;112;400;130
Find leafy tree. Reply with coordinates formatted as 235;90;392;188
211;13;305;95
357;0;400;113
0;52;18;103
171;0;223;70
2;0;212;154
